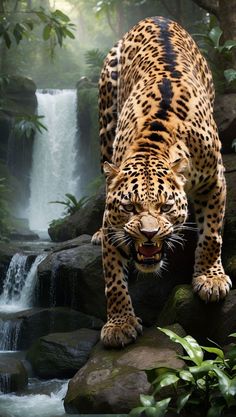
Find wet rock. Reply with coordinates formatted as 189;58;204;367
48;185;105;242
0;357;28;393
37;242;106;320
158;285;236;345
214;94;236;153
5;307;103;350
9;230;39;241
27;328;100;378
64;324;185;414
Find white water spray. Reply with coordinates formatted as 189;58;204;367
0;253;46;312
29;89;79;231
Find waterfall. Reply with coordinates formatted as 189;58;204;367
0;253;46;312
0;319;22;351
29;89;79;231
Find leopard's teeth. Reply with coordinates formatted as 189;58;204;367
155;253;161;260
137;253;144;261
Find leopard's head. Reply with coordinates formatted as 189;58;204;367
104;146;189;273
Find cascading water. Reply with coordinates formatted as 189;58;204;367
0;253;46;313
29;89;79;231
0;253;46;352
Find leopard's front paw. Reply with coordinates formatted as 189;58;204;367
101;315;143;348
192;274;232;302
91;228;102;245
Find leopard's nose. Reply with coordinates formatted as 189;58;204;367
140;229;158;240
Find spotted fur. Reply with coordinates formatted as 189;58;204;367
93;17;232;348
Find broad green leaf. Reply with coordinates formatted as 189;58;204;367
158;328;203;366
209;26;223;48
3;31;11;48
63;28;75;39
53;9;70;22
201;346;225;360
129;406;146;416
140;394;155;407
212;367;236;404
146;398;171;417
179;370;194;382
229;333;236;338
189;361;214;375
224;69;236;84
222;40;236;51
176;392;191;413
43;24;52;40
35;11;48;23
153;372;179;393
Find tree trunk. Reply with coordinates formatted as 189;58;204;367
218;0;236;42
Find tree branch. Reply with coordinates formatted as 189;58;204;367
191;0;219;18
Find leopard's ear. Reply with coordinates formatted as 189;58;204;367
169;141;189;185
103;161;119;181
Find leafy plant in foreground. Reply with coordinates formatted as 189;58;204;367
130;328;236;417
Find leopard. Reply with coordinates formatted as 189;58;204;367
92;16;232;348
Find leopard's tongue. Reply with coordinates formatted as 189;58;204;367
138;245;162;257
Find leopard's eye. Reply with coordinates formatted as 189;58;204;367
161;203;173;213
122;203;134;212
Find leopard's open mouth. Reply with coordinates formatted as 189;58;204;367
134;241;163;266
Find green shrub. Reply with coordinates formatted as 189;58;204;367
130;328;236;417
194;17;236;93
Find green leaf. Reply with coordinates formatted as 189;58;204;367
176;392;191;413
153;372;179;393
179;370;194;382
201;346;225;360
63;28;75;39
209;26;223;48
222;40;236;51
3;31;11;48
158;327;203;366
229;333;236;338
129;406;146;416
224;69;236;84
43;24;52;40
140;394;155;407
212;367;236;404
35;11;48;23
53;9;70;22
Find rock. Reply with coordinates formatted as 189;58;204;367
37;243;106;320
9;230;39;241
158;285;236;345
27;328;100;378
0;356;28;393
64;324;185;414
1;307;103;350
223;154;236;283
0;76;37;216
48;185;105;242
214;93;236;153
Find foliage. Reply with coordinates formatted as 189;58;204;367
0;6;75;57
50;193;90;216
130;328;236;417
85;48;107;81
194;17;236;92
12;114;47;139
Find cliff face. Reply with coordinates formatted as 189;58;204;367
0;75;37;216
